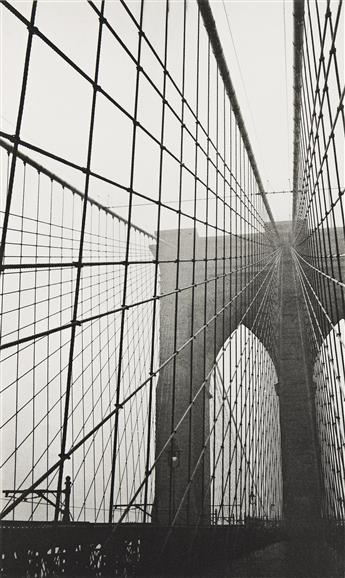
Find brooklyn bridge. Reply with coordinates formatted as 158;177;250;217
0;0;344;576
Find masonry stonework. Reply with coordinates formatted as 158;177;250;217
151;222;344;528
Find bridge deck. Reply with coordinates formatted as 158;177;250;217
1;521;344;577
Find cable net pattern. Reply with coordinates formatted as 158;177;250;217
0;0;282;536
0;144;157;522
292;0;345;521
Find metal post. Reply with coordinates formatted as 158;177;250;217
62;476;71;523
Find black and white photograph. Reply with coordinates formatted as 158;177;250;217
0;0;344;575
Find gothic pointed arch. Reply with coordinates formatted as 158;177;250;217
313;319;345;520
209;324;282;525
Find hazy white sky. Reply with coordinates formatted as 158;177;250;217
1;0;297;229
212;0;294;220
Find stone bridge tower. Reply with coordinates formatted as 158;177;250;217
151;221;342;530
